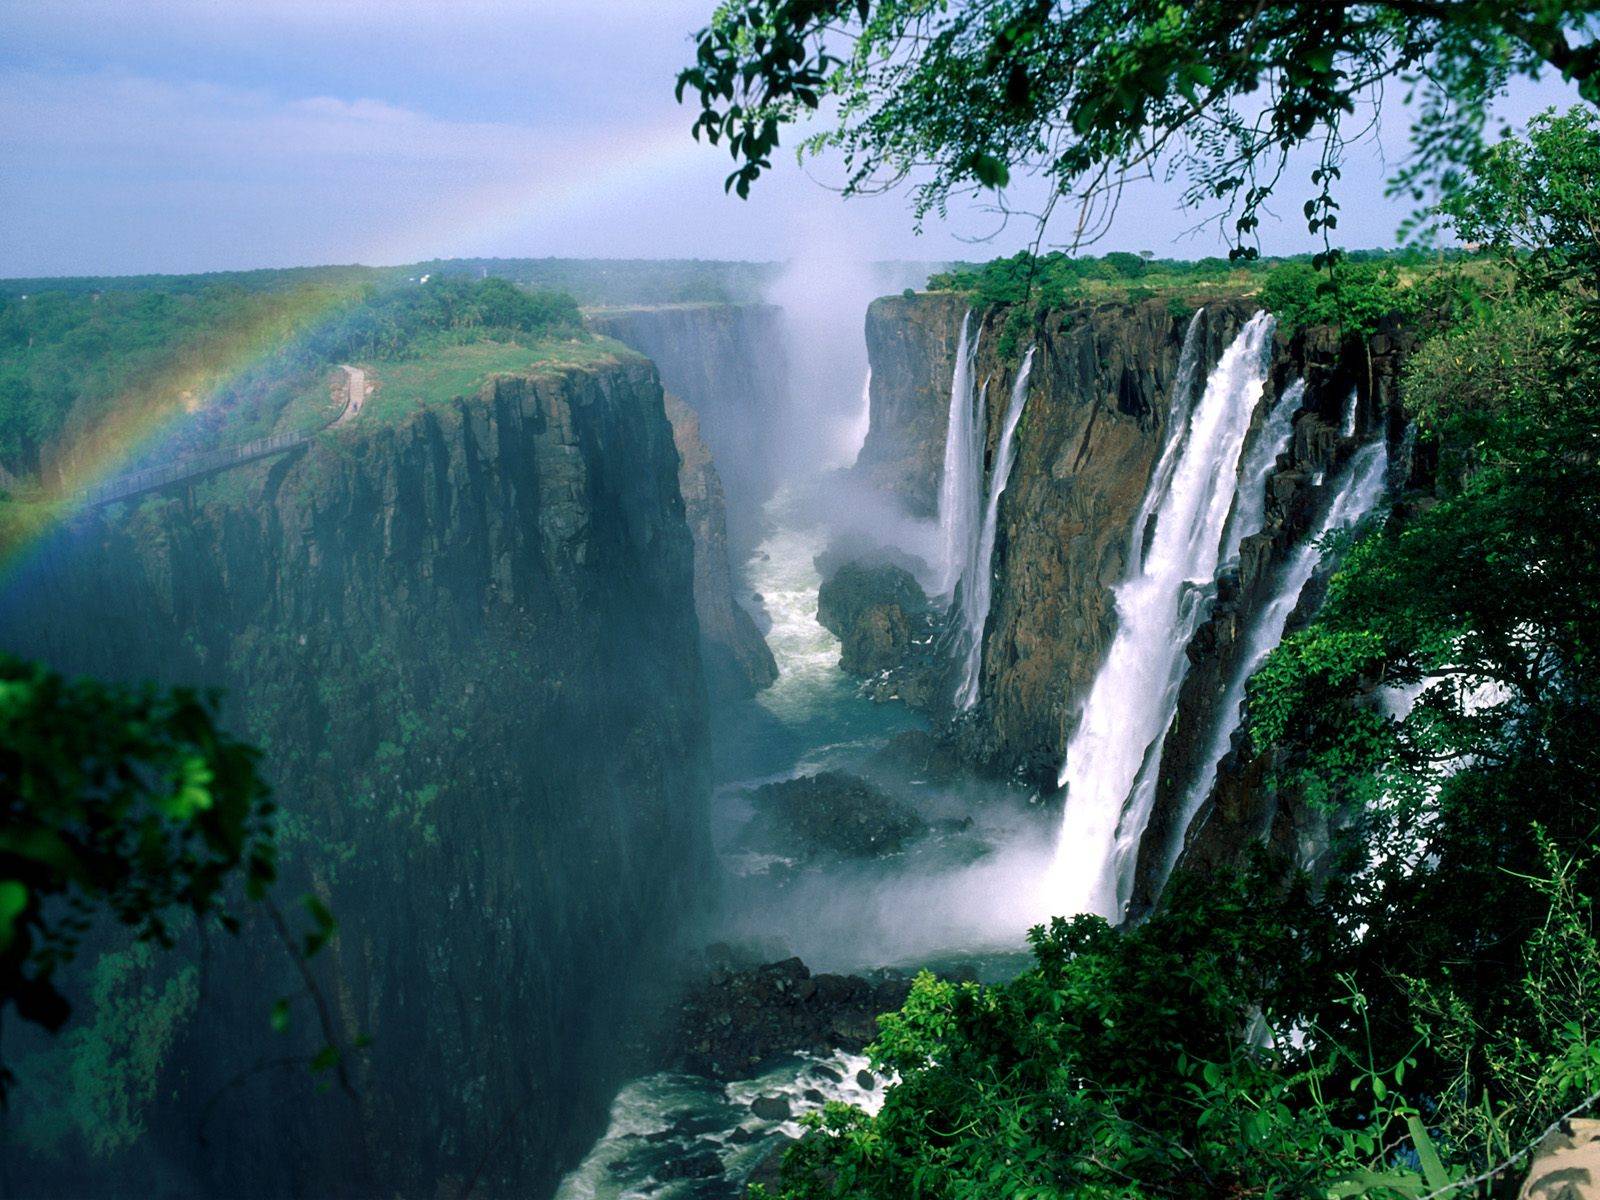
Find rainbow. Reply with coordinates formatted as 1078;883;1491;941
0;281;363;591
0;117;709;592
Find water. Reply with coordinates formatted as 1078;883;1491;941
954;347;1036;709
935;313;983;597
553;1050;884;1199
1220;379;1304;567
1129;310;1206;561
1049;312;1277;919
843;368;872;469
1150;438;1391;891
1340;387;1359;438
718;483;924;784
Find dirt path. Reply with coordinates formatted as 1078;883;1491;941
334;365;368;425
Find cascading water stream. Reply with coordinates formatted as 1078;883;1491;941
1048;312;1276;918
1220;379;1304;567
843;367;872;468
1129;310;1207;561
1340;387;1359;438
1148;437;1391;893
954;346;1036;709
936;313;983;597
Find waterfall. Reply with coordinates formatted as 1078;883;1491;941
1129;310;1207;563
936;312;984;597
1220;379;1304;567
843;367;872;468
1147;438;1391;893
954;346;1036;709
1340;387;1359;438
1048;312;1276;918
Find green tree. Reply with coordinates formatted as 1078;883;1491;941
0;656;275;1083
680;2;1600;257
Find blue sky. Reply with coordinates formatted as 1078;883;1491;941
0;1;1582;277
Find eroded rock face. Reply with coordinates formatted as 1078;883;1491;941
1141;316;1418;911
864;295;1258;782
857;292;973;516
665;392;778;698
588;303;791;555
0;354;711;1198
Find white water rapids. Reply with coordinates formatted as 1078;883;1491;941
1048;311;1277;918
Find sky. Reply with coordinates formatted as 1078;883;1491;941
0;0;1583;278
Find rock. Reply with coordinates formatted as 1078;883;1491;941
869;730;964;785
751;1095;792;1121
656;1149;725;1180
742;771;926;860
1519;1118;1600;1198
666;958;913;1080
855;1069;876;1090
817;559;934;676
743;1135;799;1196
664;393;779;699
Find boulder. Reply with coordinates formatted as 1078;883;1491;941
742;771;926;860
817;560;934;676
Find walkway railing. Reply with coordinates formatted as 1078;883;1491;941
76;367;362;507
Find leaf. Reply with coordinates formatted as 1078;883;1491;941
0;881;28;953
1405;1114;1451;1191
270;997;291;1033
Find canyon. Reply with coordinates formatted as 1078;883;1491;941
1;275;1415;1198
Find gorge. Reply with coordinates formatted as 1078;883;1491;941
1;262;1419;1198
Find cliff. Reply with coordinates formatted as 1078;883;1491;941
861;290;1414;912
0;351;711;1197
863;294;1257;780
857;292;972;515
1133;320;1417;912
665;392;778;697
586;303;791;556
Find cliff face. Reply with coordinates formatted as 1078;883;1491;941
858;292;972;516
665;392;779;697
586;304;790;556
864;294;1257;780
0;354;711;1197
863;291;1414;911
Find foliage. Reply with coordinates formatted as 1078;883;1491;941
763;110;1600;1200
11;940;200;1157
680;2;1600;257
0;275;581;483
1258;261;1417;337
0;655;275;1046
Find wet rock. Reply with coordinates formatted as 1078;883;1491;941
667;958;913;1080
743;1135;799;1197
855;1069;876;1090
751;1095;792;1121
817;559;934;676
664;393;779;699
869;730;964;786
741;771;926;860
656;1149;725;1180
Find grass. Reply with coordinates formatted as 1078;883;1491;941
358;333;627;427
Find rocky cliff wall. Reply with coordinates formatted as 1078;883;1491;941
1136;320;1417;912
862;291;1414;911
587;304;790;556
665;392;779;698
863;295;1257;780
0;353;711;1197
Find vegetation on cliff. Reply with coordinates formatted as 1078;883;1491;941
0;274;581;484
